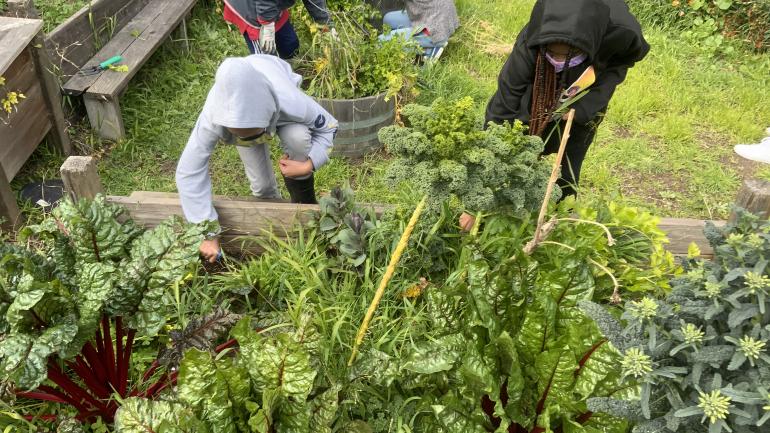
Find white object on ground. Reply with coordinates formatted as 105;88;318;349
735;136;770;164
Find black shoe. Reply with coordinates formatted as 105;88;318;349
283;174;317;204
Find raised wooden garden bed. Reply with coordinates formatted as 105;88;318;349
0;16;70;231
56;156;755;259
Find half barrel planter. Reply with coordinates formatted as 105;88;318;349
316;92;396;158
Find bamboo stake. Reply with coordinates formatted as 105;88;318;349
524;109;576;255
348;196;427;366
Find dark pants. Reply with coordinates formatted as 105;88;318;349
541;113;604;199
242;20;300;59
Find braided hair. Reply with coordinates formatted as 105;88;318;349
529;46;575;138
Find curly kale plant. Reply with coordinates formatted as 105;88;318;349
585;210;770;433
0;195;211;421
380;97;554;213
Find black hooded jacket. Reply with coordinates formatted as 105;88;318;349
485;0;650;127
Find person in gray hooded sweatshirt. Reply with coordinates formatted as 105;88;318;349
176;55;337;262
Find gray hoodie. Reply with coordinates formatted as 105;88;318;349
175;55;337;223
406;0;459;44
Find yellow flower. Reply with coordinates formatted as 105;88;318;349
621;347;653;378
698;390;731;424
628;297;658;320
0;76;5;86
681;323;704;345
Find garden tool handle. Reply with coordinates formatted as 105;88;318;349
99;56;123;69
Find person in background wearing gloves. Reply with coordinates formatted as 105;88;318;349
223;0;333;58
176;55;338;262
460;0;649;231
379;0;459;60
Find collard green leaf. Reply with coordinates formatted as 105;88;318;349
115;217;208;335
309;385;340;433
178;349;238;433
60;262;116;358
2;319;78;390
235;318;317;400
534;348;579;412
114;397;200;433
274;398;311;433
402;334;464;374
517;295;557;363
53;196;133;263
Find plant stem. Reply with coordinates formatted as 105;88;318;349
349;196;427;366
527;109;575;254
101;315;116;388
120;328;136;397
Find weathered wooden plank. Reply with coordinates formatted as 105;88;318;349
61;156;104;201
45;0;154;79
130;191;290;204
658;217;723;257
731;178;770;222
0;166;21;232
0;17;42;74
30;32;72;155
106;193;320;239
86;0;196;97
83;94;124;140
0;49;49;180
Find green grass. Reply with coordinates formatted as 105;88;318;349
35;0;90;33
13;0;770;220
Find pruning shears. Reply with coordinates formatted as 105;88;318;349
78;56;124;76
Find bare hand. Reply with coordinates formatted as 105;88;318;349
279;155;314;178
459;212;476;232
199;238;220;263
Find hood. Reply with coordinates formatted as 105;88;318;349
525;0;611;61
209;57;278;130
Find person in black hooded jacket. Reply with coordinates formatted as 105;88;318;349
485;0;649;198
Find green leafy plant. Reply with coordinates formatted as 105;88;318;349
381;97;554;214
311;186;379;269
355;212;641;433
0;195;212;422
586;210;770;432
628;0;770;52
114;314;344;433
294;9;419;99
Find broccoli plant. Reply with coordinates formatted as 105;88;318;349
0;195;213;422
380;97;555;214
584;210;770;433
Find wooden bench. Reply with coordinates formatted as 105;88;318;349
61;0;195;141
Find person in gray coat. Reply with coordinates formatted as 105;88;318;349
379;0;459;60
176;55;338;262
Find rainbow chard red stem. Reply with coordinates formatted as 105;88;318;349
16;315;175;422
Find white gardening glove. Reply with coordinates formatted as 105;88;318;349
259;21;277;55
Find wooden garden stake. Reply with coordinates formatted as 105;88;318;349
524;109;576;255
349;196;427;366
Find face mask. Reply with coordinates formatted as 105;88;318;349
545;52;588;73
234;130;271;147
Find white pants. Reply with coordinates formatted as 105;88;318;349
236;123;312;199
